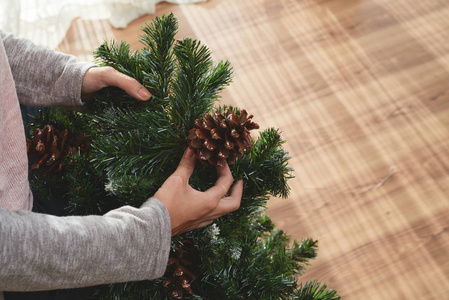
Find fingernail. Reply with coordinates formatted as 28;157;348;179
184;148;195;158
138;88;151;100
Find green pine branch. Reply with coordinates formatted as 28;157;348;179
90;107;181;180
295;281;341;300
63;152;119;215
140;13;177;102
169;37;232;134
30;107;90;136
94;40;138;79
231;128;294;216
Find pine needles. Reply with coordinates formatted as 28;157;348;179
28;13;339;299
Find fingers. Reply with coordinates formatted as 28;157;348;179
162;149;243;236
82;67;152;101
187;180;243;234
95;67;151;101
208;179;243;218
107;68;152;101
205;162;234;199
228;179;243;206
173;148;197;178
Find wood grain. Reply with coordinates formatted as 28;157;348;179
57;0;449;298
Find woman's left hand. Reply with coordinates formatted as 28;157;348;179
81;66;151;101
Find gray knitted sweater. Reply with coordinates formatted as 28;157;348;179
0;31;171;298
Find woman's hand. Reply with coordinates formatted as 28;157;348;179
82;67;242;236
155;148;243;236
81;66;151;101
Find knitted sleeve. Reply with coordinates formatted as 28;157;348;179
0;30;95;109
0;197;171;292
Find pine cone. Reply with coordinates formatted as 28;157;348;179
163;241;197;299
26;125;90;174
187;108;259;167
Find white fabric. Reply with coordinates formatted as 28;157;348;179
0;0;205;49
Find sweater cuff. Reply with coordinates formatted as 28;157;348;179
65;62;97;108
141;197;172;278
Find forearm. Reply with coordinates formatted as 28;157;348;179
1;30;94;108
0;198;171;292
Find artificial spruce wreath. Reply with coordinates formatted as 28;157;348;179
28;13;340;300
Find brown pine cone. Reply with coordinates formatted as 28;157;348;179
26;125;90;174
187;108;259;167
163;241;197;299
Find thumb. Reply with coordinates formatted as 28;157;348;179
174;148;197;178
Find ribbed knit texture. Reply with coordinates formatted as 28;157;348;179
0;198;171;292
0;32;32;211
0;30;93;210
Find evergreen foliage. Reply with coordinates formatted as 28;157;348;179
28;13;339;299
